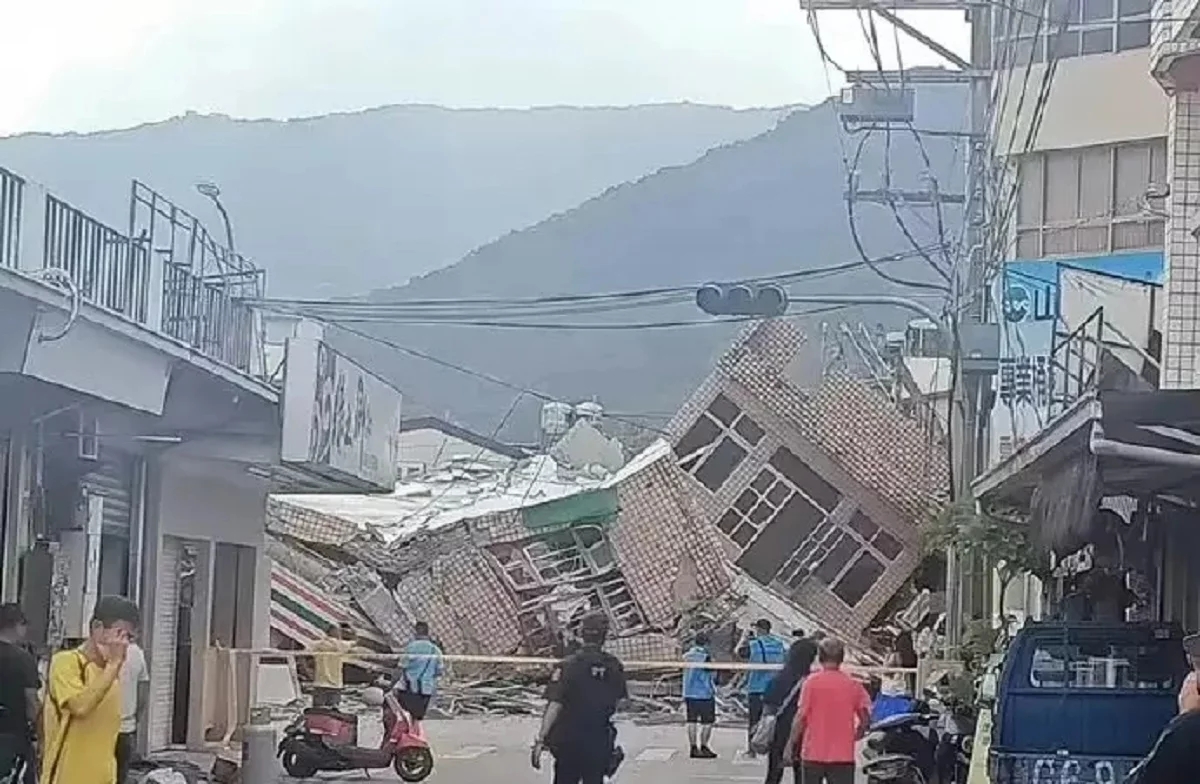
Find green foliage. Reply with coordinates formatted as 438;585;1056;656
923;501;1046;594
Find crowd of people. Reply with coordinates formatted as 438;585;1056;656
0;595;145;784
529;614;876;784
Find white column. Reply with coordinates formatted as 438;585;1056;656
1163;90;1200;388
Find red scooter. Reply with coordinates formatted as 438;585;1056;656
277;689;434;781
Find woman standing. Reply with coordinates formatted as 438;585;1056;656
762;637;819;784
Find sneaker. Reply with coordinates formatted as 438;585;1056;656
689;747;704;759
699;747;718;759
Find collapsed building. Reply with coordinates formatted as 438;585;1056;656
265;429;769;663
666;320;948;637
264;321;946;665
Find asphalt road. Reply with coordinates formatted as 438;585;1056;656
268;716;866;783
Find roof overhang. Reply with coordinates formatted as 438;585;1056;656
973;389;1200;508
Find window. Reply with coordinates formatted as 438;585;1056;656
847;511;905;561
775;508;903;602
993;0;1153;64
718;466;798;547
674;393;764;493
832;552;886;607
1014;139;1167;260
1028;639;1178;690
769;447;841;511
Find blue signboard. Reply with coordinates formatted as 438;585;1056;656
989;250;1164;464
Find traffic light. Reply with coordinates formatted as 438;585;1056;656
695;283;789;317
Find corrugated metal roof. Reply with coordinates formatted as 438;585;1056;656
271;441;671;546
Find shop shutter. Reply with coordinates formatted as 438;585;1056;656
80;455;133;535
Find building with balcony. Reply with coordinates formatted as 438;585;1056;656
990;0;1169;465
0;169;402;752
964;1;1200;634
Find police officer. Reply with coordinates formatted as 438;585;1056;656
531;612;627;784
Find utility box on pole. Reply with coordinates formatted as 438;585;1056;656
838;85;916;124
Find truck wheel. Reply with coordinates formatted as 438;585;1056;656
394;747;434;782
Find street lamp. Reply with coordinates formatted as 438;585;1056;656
195;181;236;256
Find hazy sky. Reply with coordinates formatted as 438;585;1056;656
0;0;967;136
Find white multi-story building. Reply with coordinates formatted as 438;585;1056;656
990;2;1169;463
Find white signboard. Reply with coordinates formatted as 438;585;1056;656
281;337;402;491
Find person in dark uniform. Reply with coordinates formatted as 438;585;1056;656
531;612;627;784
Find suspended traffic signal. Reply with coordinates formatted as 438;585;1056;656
695;283;788;317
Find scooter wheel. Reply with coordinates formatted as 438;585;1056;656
281;747;319;779
394;747;435;782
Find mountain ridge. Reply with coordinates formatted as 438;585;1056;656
0;103;789;296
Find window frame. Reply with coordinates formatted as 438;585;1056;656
1013;139;1166;261
992;0;1152;63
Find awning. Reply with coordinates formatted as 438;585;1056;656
974;388;1200;518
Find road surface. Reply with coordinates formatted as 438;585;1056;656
265;715;866;783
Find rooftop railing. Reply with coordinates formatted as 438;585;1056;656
0;169;264;374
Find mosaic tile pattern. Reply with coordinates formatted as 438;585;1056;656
665;320;947;635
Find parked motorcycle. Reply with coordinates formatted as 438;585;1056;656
933;699;975;784
277;687;434;782
861;711;939;784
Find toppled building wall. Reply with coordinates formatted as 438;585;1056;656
268;441;733;659
667;320;948;637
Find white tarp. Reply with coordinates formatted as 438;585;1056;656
1058;265;1161;380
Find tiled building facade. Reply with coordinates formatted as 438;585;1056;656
667;320;947;636
1152;3;1200;386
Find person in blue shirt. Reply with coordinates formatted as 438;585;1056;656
683;631;718;759
737;618;787;757
395;621;444;722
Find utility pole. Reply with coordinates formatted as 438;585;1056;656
794;0;998;649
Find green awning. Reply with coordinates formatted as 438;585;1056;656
521;488;620;533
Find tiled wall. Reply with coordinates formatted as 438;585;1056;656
666;320;947;635
1164;89;1200;387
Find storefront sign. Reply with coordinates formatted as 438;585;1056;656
281;337;402;491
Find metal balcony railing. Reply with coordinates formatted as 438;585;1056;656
130;181;264;373
0;168;264;375
44;194;151;322
1049;306;1104;417
0;167;22;270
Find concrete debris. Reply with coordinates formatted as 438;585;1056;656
268;440;745;663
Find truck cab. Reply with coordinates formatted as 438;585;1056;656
989;621;1187;783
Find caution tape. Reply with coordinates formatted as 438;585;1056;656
212;646;918;676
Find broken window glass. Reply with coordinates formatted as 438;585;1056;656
674;415;722;469
693;437;747;492
489;543;542;589
593;574;645;633
573;525;615;572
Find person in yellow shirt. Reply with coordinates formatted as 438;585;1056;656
41;595;140;784
309;622;357;709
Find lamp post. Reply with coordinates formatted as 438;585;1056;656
196;181;236;256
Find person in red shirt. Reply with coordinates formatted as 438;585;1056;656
792;636;871;784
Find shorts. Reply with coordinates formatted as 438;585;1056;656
684;698;716;725
398;691;432;721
